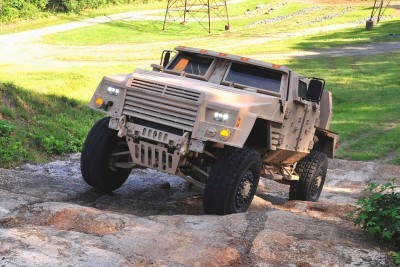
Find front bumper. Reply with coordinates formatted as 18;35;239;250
109;117;203;175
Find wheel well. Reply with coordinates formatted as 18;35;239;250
244;118;268;149
313;130;335;158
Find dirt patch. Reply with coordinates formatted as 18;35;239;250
202;247;241;267
282;201;355;220
2;203;125;236
45;208;124;236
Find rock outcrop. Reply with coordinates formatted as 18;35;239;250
0;154;399;266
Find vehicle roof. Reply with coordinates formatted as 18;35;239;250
175;46;292;75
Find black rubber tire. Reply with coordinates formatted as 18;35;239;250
203;147;261;215
81;117;131;193
289;151;328;201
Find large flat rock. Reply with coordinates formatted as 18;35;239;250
0;154;399;266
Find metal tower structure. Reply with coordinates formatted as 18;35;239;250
163;0;231;33
366;0;391;30
369;0;391;23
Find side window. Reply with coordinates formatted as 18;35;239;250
223;62;282;93
298;80;307;99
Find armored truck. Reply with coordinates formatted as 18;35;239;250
81;46;339;215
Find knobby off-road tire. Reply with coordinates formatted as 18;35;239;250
203;147;261;215
289;151;328;201
81;117;131;193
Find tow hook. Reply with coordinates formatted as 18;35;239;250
117;115;127;138
179;132;190;155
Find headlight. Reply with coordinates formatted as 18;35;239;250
206;108;238;127
213;111;229;122
107;86;120;96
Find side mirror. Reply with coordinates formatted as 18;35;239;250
306;78;325;102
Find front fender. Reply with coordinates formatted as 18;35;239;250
192;112;258;148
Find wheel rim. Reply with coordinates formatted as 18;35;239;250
235;170;255;209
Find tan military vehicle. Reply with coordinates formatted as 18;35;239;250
81;46;339;215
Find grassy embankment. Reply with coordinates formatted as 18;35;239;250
0;0;399;167
0;82;101;166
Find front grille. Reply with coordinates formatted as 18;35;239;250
123;78;202;132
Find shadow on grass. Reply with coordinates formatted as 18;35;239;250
291;19;400;52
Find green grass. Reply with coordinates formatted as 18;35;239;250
41;3;399;61
1;14;72;34
2;52;399;166
0;82;102;167
294;19;400;50
1;0;400;166
41;2;305;45
44;20;217;45
0;64;135;101
42;16;400;66
228;18;400;56
281;53;400;164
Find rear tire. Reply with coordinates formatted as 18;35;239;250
289;151;328;201
203;147;261;215
81;117;131;193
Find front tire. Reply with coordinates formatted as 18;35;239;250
289;151;328;201
203;147;261;215
81;117;132;193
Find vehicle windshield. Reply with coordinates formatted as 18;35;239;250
166;53;214;76
224;63;282;93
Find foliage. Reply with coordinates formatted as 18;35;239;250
349;180;400;246
0;120;25;166
1;0;41;22
350;180;400;266
0;0;163;23
390;251;400;267
32;0;51;11
351;179;400;246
